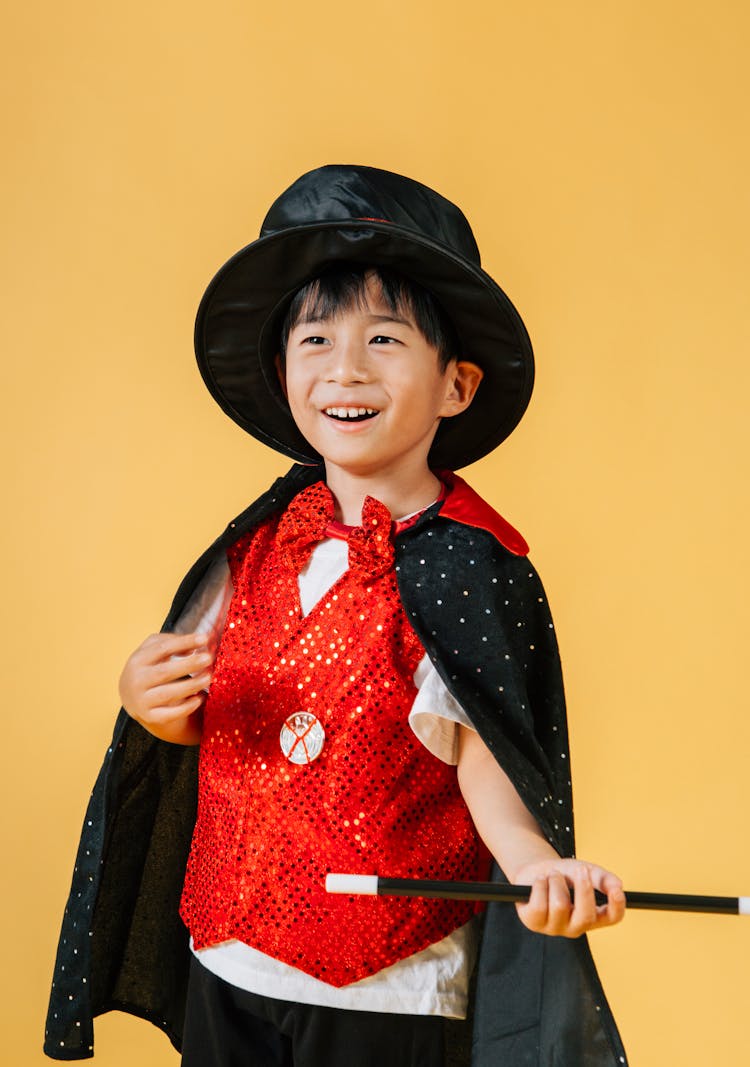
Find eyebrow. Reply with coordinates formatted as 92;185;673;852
294;311;414;327
365;313;413;327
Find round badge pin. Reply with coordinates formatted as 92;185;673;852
280;712;325;765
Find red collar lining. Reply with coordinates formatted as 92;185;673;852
435;471;529;556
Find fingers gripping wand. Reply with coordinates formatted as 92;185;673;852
325;874;750;915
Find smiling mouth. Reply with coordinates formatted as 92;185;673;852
323;407;379;422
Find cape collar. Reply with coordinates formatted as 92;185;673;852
304;471;527;556
223;463;529;564
430;470;529;557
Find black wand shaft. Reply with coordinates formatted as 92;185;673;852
325;875;745;916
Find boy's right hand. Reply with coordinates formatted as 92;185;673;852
118;632;214;746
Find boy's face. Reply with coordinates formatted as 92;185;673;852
278;274;482;481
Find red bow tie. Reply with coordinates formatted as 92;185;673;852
275;482;395;580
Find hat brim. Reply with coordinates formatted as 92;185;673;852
194;220;534;470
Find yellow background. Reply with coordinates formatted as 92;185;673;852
4;1;749;1063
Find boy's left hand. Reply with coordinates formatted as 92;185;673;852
513;859;625;938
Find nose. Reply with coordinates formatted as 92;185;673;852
326;336;370;384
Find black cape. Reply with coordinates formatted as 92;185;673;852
45;464;628;1065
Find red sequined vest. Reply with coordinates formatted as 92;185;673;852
180;483;490;987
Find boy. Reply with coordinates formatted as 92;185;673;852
46;165;628;1065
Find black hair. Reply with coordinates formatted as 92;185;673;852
278;265;461;370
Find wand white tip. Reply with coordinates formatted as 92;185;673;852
738;897;750;915
326;874;379;895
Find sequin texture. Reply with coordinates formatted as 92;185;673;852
180;482;490;986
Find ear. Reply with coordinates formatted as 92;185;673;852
274;353;288;400
439;360;484;418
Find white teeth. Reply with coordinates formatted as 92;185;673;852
324;407;378;419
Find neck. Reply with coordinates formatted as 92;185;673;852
324;464;443;525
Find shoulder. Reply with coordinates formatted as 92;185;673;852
166;463;323;627
395;472;530;570
393;476;551;627
436;471;529;556
226;510;279;577
222;463;324;542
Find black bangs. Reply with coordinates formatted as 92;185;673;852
279;265;462;369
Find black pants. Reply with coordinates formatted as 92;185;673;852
181;957;449;1067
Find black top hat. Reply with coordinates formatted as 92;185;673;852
195;164;534;470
